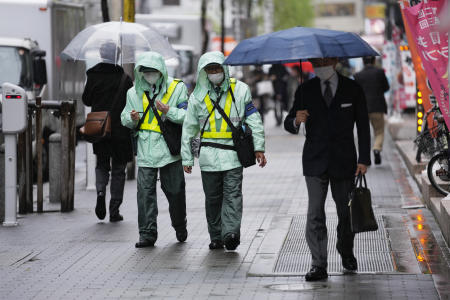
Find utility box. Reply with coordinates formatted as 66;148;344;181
2;83;27;133
2;83;27;226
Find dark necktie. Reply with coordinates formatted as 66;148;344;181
324;80;333;107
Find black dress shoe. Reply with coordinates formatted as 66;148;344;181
176;229;188;242
374;150;381;165
135;238;155;248
342;255;358;271
110;214;123;222
209;240;224;250
95;192;106;220
305;266;328;281
224;233;240;250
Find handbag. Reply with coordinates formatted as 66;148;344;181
82;73;127;143
145;90;183;156
130;92;158;156
82;111;111;143
200;88;256;168
348;174;378;233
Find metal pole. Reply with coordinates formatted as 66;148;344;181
3;134;18;226
123;0;136;180
221;0;225;53
26;109;33;213
49;133;61;203
0;140;4;223
60;101;76;212
68;101;76;211
35;96;43;213
123;0;135;22
18;131;27;214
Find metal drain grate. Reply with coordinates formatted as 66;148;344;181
274;215;395;274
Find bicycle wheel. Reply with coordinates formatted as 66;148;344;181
427;152;450;195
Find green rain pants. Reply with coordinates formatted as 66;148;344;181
201;166;243;242
137;160;187;241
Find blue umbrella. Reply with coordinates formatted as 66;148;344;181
224;27;379;66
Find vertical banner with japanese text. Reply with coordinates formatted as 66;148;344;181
399;0;433;128
404;0;449;127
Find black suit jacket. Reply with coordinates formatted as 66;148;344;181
284;74;371;179
354;65;390;114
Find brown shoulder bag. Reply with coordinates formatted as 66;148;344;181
81;73;127;143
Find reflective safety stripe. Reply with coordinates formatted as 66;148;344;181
140;79;180;132
202;78;236;139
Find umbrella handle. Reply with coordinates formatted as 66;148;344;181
299;60;304;110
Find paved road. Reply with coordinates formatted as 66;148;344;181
0;112;449;299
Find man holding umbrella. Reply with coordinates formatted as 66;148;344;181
284;57;371;281
121;51;189;248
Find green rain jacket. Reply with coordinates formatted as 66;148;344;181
181;51;265;172
121;51;188;168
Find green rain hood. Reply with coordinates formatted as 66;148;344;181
181;51;265;172
121;51;188;168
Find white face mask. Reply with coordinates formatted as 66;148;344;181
207;72;224;85
314;66;335;80
143;72;160;85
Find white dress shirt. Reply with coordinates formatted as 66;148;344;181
319;71;338;98
293;70;339;129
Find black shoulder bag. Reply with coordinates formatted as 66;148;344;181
145;88;183;156
201;88;256;168
130;92;159;156
349;174;378;233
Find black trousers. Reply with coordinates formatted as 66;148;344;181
96;154;127;216
305;174;355;269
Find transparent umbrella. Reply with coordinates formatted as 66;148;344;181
61;20;177;65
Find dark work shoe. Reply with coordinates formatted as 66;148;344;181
342;255;358;271
110;214;123;222
374;150;381;165
209;240;224;250
224;233;240;251
176;229;188;242
95;192;106;220
305;266;328;281
135;238;155;248
336;244;358;271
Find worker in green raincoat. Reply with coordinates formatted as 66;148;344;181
181;51;267;251
121;51;189;248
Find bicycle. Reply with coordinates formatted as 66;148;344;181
414;105;450;195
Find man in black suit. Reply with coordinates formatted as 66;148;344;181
284;57;371;281
354;56;390;165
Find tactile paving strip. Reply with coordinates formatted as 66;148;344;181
274;215;395;274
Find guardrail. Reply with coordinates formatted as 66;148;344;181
17;98;77;213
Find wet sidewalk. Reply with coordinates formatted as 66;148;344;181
0;113;449;299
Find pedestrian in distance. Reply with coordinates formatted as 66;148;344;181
181;51;267;251
284;57;371;281
269;64;289;111
354;56;390;165
121;51;189;248
82;42;134;223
